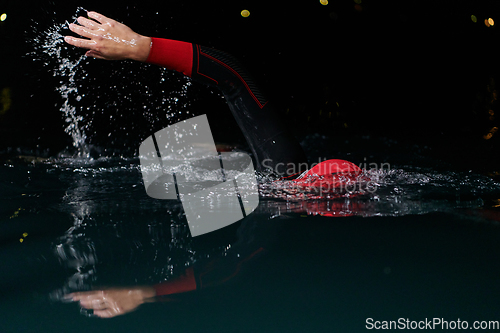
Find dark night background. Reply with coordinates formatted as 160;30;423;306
1;0;500;172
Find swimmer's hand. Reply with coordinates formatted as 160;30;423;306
67;286;156;318
64;11;151;62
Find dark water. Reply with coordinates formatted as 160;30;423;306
2;139;500;332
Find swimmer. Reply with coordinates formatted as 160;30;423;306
64;11;308;177
63;11;362;318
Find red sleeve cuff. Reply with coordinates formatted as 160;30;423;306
146;37;193;77
153;267;197;296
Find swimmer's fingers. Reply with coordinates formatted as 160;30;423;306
77;16;99;30
65;24;112;58
68;23;98;40
87;11;112;26
85;50;106;60
78;298;108;310
64;35;97;51
93;309;116;318
65;23;103;53
69;290;104;301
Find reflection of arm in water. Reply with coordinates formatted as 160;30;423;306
69;287;156;318
65;11;308;177
68;248;264;318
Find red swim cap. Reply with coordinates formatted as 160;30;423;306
298;159;361;178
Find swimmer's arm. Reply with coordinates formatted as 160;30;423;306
65;269;197;318
64;11;151;62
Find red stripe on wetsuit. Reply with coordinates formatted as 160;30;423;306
146;37;265;108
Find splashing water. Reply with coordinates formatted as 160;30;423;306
57;56;89;156
28;8;89;156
